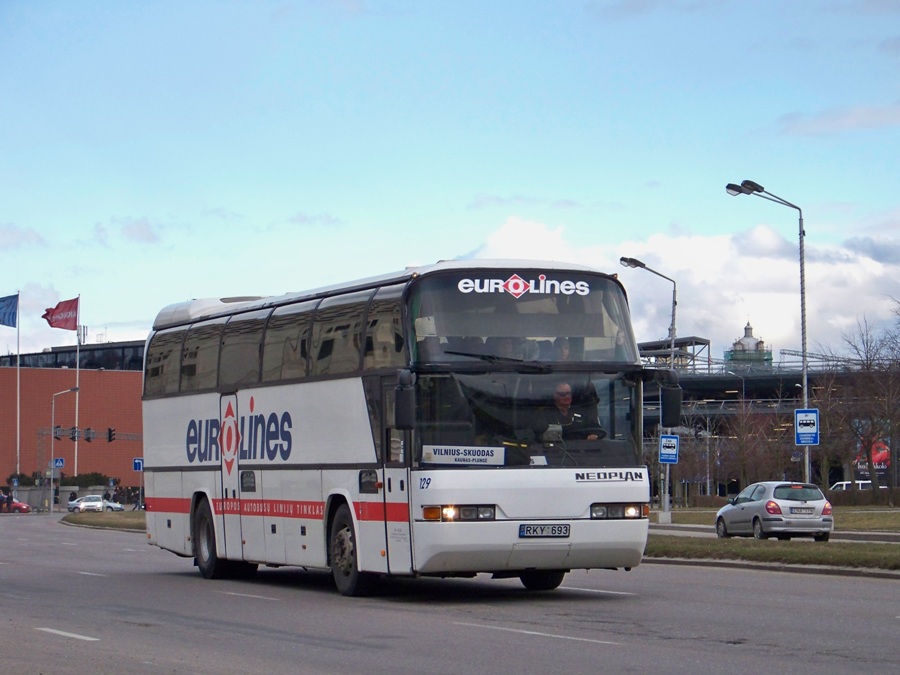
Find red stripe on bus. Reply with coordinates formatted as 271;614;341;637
356;501;410;522
145;497;191;514
146;497;409;523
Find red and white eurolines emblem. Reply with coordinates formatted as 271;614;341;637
501;274;531;298
220;399;242;475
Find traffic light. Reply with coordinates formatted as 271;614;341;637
84;427;94;442
69;427;78;441
107;427;116;442
53;425;62;440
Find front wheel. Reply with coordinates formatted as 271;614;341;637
519;570;566;591
715;518;731;538
329;504;376;596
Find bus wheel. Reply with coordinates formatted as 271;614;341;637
194;498;227;579
519;570;566;591
330;504;375;596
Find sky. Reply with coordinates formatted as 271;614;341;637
2;0;900;365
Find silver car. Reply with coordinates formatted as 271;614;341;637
715;481;833;542
69;495;124;512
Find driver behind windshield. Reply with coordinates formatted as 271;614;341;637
541;381;602;441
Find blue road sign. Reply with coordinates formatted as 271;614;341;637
53;457;64;468
795;408;820;446
133;458;144;472
659;434;680;464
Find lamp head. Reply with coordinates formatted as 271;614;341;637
619;256;646;269
740;179;765;193
726;183;751;196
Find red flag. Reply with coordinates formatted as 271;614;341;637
42;297;79;331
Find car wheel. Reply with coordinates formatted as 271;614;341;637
814;533;830;543
715;518;731;538
752;518;768;540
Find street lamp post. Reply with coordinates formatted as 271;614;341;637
620;256;678;515
725;179;810;483
50;387;78;514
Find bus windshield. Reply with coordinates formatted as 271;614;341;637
413;371;641;469
407;269;639;364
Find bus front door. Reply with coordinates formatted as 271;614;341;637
219;395;244;560
383;383;413;574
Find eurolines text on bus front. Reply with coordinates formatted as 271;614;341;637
457;274;590;299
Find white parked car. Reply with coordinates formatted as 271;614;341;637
68;495;125;512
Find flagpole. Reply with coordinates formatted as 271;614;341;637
16;291;21;477
75;294;81;477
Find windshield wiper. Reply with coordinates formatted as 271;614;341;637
444;350;547;372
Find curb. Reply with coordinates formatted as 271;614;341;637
643;556;900;580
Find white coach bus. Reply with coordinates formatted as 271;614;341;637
142;259;681;595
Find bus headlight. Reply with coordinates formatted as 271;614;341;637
422;505;496;521
591;503;646;519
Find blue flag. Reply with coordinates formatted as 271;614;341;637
0;293;18;327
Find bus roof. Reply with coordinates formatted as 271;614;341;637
150;258;610;331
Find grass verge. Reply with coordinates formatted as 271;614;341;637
62;510;146;531
646;534;900;571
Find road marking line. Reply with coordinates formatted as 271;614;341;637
36;628;99;641
562;586;636;596
454;622;622;645
217;591;280;601
78;572;107;576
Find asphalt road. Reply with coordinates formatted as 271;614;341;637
1;514;897;674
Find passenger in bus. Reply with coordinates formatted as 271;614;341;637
553;337;570;361
541;382;602;441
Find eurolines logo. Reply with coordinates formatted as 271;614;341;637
185;396;293;473
457;273;590;298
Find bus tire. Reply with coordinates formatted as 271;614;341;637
194;498;227;579
330;504;375;597
519;570;566;591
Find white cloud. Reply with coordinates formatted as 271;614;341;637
470;218;900;362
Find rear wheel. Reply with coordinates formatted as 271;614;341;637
330;504;376;596
519;570;566;591
715;518;730;538
752;518;768;540
814;533;830;542
194;498;228;579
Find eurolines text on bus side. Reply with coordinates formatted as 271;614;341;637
457;273;590;299
185;410;293;464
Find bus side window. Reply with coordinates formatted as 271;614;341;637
180;320;226;392
310;291;372;377
261;301;317;382
144;329;186;396
364;285;406;370
219;309;270;390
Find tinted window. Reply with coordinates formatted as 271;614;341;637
773;485;824;501
219;309;270;390
364;284;406;370
180;319;226;392
262;300;317;382
310;291;372;377
144;329;187;396
407;269;638;364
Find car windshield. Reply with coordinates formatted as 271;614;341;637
773;485;823;501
